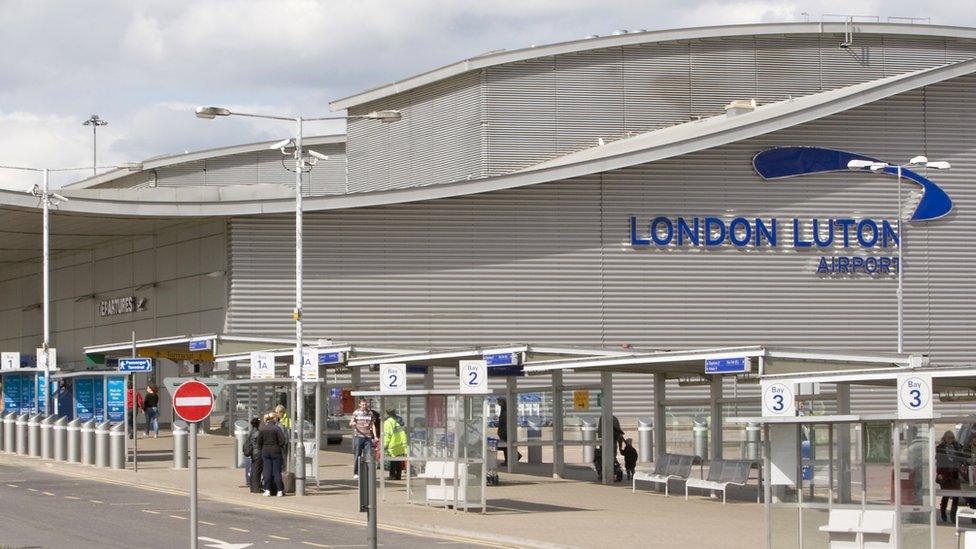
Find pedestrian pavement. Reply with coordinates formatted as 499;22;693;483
0;431;958;548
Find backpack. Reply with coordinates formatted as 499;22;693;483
243;435;253;457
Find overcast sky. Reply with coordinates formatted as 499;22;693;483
0;0;972;188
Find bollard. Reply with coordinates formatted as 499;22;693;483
16;413;29;455
80;420;95;465
54;416;67;461
638;417;654;463
28;414;41;457
110;422;125;470
745;422;761;460
581;417;598;463
173;420;188;469
67;418;81;463
526;416;542;463
692;417;708;461
95;421;110;468
0;412;6;453
233;420;250;468
1;412;12;453
40;415;54;459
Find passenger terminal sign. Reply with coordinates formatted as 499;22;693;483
628;146;954;277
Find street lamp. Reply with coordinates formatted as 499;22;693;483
0;162;143;414
194;105;400;497
82;115;109;177
847;155;951;354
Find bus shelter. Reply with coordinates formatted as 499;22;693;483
1;367;55;416
740;364;976;549
351;388;489;512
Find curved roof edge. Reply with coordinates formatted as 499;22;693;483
330;21;976;111
66;134;346;190
2;57;973;218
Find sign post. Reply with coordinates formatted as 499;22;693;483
172;379;216;549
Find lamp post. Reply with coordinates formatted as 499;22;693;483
194;106;400;497
847;156;951;354
82;115;109;177
0;162;142;414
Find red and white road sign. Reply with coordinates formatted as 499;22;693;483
172;380;215;423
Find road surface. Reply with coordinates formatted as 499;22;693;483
0;464;485;548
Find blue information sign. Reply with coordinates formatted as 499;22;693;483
73;377;106;421
484;353;519;367
188;339;211;351
318;352;344;366
487;365;524;377
3;374;23;413
106;377;125;422
119;358;153;372
406;365;428;375
705;357;751;374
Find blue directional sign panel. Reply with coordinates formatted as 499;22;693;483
119;358;153;372
188;339;212;351
318;352;345;366
705;357;751;374
406;365;428;375
484;353;519;367
106;377;125;422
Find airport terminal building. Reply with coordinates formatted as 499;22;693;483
1;21;975;425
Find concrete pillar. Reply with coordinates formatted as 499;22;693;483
600;371;614;485
505;377;517;473
836;383;852;503
653;372;666;461
710;375;723;461
551;370;564;479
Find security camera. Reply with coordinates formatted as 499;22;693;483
51;192;69;203
25;183;39;196
269;138;294;152
308;150;329;161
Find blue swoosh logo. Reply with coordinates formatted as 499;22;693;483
752;146;953;221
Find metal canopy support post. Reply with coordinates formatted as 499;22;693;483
836;383;852;502
315;380;323;449
505;377;517;474
763;423;772;549
710;375;723;461
653;373;666;462
552;370;564;479
227;363;237;438
892;422;901;546
928;422;936;549
423;368;434;390
600;371;613;485
131;332;137;472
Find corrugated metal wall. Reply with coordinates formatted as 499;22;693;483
345;70;483;193
227;74;976;415
91;144;345;196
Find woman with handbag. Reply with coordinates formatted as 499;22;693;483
937;430;964;522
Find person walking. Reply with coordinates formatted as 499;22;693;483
257;412;286;497
383;409;407;481
143;384;160;438
245;417;262;492
126;379;144;440
350;399;377;479
937;430;965;523
497;398;521;466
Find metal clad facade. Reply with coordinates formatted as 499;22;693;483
227;74;976;414
345;70;483;193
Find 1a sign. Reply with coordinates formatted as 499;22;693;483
761;381;796;417
1;352;19;371
302;349;320;381
380;364;407;392
458;360;488;394
119;358;153;372
897;374;933;419
250;352;275;380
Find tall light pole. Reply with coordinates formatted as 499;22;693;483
0;162;142;414
82;115;109;177
847;156;950;354
194;106;400;497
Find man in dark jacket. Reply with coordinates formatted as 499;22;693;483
257;413;286;496
247;417;263;493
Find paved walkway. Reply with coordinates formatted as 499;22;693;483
0;432;958;548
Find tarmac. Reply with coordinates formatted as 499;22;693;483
0;430;960;548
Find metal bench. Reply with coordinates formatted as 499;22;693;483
819;508;894;548
632;453;702;496
684;459;761;503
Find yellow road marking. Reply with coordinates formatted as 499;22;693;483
42;491;55;496
64;496;80;500
229;527;249;533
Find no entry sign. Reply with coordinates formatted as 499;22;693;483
172;380;215;423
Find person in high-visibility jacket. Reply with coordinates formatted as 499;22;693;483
383;409;407;481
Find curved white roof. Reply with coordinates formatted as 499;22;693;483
0;55;970;218
330;21;976;111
